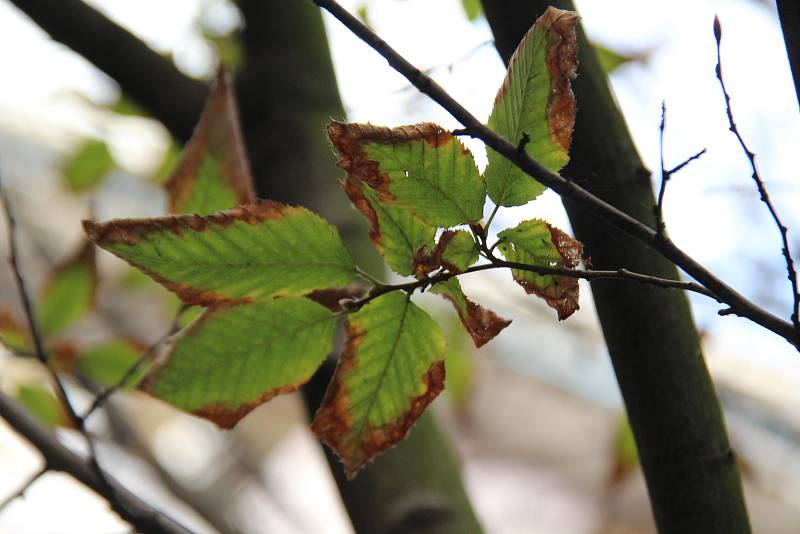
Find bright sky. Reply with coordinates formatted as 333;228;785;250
0;0;798;532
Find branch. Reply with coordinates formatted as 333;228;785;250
714;16;800;336
0;467;47;512
347;261;718;313
0;391;193;534
7;0;207;141
776;0;800;110
311;0;800;349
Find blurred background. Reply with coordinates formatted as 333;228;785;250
0;0;799;532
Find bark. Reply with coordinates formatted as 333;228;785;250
777;0;800;109
481;1;750;532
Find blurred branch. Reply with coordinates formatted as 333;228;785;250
310;0;800;350
714;17;800;335
776;0;800;110
0;467;47;512
0;391;194;534
7;0;207;141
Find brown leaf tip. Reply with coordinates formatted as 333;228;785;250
542;7;579;153
83;200;293;246
327;121;453;195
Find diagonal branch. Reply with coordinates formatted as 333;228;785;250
0;391;193;534
714;16;800;335
311;0;800;349
7;0;207;141
776;0;800;110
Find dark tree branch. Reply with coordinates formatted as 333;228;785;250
311;0;799;349
714;16;800;336
0;391;194;534
7;0;207;141
776;0;800;110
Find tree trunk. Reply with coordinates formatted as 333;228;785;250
480;2;751;532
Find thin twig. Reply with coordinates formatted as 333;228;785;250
667;148;706;176
0;391;193;534
0;177;125;520
347;260;718;313
714;15;800;336
0;467;47;512
311;0;800;348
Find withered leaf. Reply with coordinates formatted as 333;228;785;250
431;278;511;347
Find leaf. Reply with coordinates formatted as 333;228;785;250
311;291;446;477
411;229;479;279
594;42;634;74
62;139;115;192
328;121;485;228
37;240;97;336
484;7;578;207
140;298;336;428
497;219;583;320
83;200;357;306
341;175;435;276
435;229;479;273
76;340;148;388
461;0;482;21
165;68;255;215
16;385;68;428
0;310;31;353
430;278;511;347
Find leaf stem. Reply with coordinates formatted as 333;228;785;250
355;267;384;287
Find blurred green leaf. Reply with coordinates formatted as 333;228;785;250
0;311;31;353
63;139;115;192
76;340;147;388
461;0;482;21
37;242;97;337
593;42;634;74
109;94;146;117
16;385;65;428
443;317;473;408
152;143;182;184
356;5;371;28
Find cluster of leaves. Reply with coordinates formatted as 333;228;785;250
74;8;583;476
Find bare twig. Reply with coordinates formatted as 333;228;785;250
0;467;47;512
0;176;187;531
0;391;193;534
654;102;707;236
346;260;718;313
715;15;800;336
311;0;800;348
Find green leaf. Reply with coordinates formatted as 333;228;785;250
497;219;582;319
328;121;485;228
76;340;147;388
341;177;435;276
37;241;97;336
311;291;446;477
83;201;357;306
436;229;479;273
594;42;634;74
484;7;578;207
165;69;255;215
16;385;66;428
442;318;473;408
461;0;482;21
140;298;336;428
430;278;511;347
63;139;115;192
0;311;31;353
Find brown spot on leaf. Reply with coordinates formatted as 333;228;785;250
341;177;382;248
542;7;578;153
310;322;445;479
305;283;365;313
436;288;511;348
83;200;291;246
165;67;255;212
190;383;302;429
515;223;583;320
411;245;440;279
327;121;454;199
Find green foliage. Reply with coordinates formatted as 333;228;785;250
485;9;578;206
76;340;147;388
37;242;96;336
141;298;336;428
461;0;482;21
84;9;583;477
311;291;446;477
63;139;115;192
16;385;64;428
